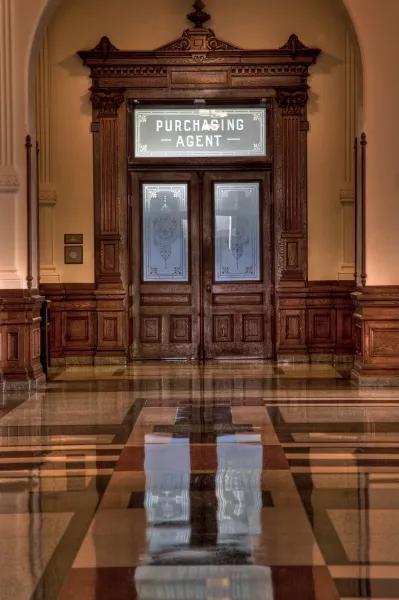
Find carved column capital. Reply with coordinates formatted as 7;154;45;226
39;184;57;205
275;86;308;115
90;88;125;117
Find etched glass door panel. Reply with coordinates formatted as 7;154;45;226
143;183;188;282
214;182;260;282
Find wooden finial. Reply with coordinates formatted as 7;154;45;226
90;36;119;59
187;1;210;28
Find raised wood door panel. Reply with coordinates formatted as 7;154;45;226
130;171;200;359
202;171;273;359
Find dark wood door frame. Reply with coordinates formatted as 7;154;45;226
78;10;321;361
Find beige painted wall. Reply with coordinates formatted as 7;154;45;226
45;0;356;282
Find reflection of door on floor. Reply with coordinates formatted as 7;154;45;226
130;170;273;360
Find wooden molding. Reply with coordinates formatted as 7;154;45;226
41;281;355;363
0;290;45;389
41;284;126;363
277;281;355;358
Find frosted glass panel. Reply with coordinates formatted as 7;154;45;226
143;184;188;282
214;183;260;282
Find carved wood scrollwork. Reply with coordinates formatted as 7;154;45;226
90;88;124;118
275;86;309;116
156;28;240;53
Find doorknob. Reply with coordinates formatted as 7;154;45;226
206;283;212;293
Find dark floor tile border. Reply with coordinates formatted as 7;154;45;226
271;566;340;600
0;394;38;419
59;565;340;600
291;473;350;565
266;407;295;443
116;444;289;472
335;577;399;598
59;567;138;600
289;458;399;467
288;423;399;432
0;448;120;458
266;399;399;405
266;407;399;438
286;447;399;455
0;460;118;471
0;425;122;437
125;489;274;509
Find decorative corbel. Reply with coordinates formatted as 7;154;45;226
275;86;309;116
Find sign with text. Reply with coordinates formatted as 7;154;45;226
134;107;266;158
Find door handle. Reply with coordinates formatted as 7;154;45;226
206;283;212;293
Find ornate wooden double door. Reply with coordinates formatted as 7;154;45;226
130;170;273;360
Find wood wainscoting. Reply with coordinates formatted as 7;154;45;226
41;281;355;365
41;284;127;365
278;281;355;362
352;286;399;385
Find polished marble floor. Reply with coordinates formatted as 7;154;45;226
2;363;399;598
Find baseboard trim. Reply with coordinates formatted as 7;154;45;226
277;353;354;365
51;356;127;366
1;374;46;392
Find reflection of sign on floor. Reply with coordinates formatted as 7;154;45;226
142;429;264;571
134;565;274;600
134;108;266;157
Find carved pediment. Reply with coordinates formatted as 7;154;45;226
156;28;240;54
78;1;320;68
